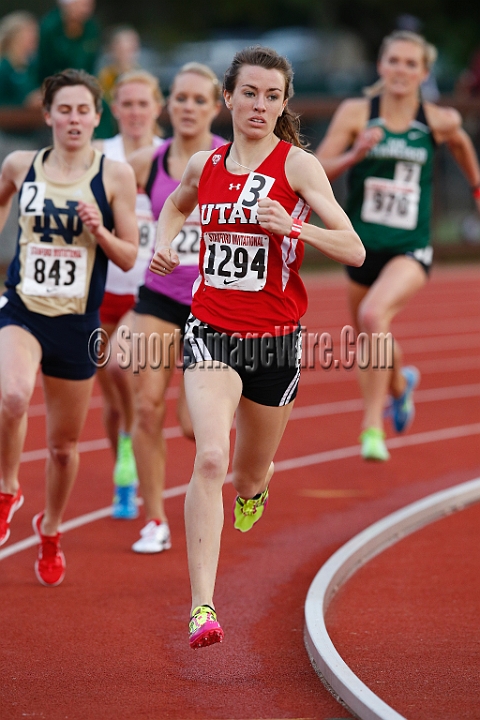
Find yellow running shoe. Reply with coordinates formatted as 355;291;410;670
359;428;390;462
233;487;269;532
189;605;224;649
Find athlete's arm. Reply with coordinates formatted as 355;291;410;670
427;103;480;212
257;147;365;267
0;151;35;234
77;159;138;271
128;145;158;190
315;98;383;181
149;151;208;276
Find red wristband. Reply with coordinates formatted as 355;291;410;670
472;186;480;199
289;218;303;239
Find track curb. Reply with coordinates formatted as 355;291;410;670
304;476;480;720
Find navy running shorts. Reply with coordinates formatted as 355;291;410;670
0;291;99;380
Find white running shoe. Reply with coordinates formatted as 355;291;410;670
131;521;171;554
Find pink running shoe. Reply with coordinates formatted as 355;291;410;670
32;513;66;587
189;605;224;649
0;487;24;546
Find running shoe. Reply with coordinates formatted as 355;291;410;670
32;513;66;587
359;427;390;462
389;366;420;433
112;483;138;520
113;434;138;487
0;487;24;547
189;605;224;649
131;520;171;554
233;487;269;532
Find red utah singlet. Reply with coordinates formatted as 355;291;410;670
192;140;311;336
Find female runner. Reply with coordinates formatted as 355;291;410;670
0;69;138;585
95;70;164;519
128;62;224;553
316;30;480;461
150;46;365;647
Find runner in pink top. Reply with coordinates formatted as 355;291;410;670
128;62;224;555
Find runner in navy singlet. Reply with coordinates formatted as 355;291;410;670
150;46;365;648
0;69;138;586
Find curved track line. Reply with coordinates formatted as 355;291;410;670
304;476;480;720
2;421;480;563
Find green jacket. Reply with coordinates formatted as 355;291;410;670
37;8;100;83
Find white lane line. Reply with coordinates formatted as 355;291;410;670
304;476;480;720
20;383;480;464
3;421;480;563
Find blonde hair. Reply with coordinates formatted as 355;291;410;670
0;11;36;56
171;62;221;102
363;30;438;98
112;69;164;106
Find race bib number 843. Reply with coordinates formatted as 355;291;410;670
22;243;87;298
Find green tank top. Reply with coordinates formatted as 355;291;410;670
346;96;435;253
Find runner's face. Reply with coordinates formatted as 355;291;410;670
168;73;219;139
113;82;161;141
45;85;99;150
225;65;286;140
378;40;429;96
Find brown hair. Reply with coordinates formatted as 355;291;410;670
42;68;103;113
223;45;307;149
364;30;438;98
171;62;222;103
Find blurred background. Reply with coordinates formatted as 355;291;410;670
1;0;480;268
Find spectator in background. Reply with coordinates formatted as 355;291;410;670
0;12;41;108
36;0;100;84
98;26;140;104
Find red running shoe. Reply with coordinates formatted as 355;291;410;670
0;487;24;546
32;513;66;587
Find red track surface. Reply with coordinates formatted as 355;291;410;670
1;264;479;720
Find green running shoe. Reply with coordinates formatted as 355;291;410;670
113;434;137;487
189;605;224;649
359;427;390;462
233;487;269;532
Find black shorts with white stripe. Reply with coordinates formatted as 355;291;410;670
183;314;302;407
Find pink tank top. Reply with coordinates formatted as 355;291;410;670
143;135;225;306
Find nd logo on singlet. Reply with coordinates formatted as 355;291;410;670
32;199;83;244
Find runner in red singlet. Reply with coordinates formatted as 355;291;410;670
149;46;365;648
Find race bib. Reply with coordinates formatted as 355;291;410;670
20;182;46;216
22;243;87;298
361;163;420;230
203;232;268;291
137;211;156;261
171;221;201;266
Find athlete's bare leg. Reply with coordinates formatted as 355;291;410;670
184;362;242;611
348;255;427;431
131;312;179;523
41;375;95;535
184;364;293;612
0;326;41;494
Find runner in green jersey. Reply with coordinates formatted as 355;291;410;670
316;30;480;461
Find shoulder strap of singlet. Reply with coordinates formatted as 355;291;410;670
369;96;380;120
145;156;159;199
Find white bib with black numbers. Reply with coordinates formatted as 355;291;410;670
22;243;87;298
361;161;421;230
203;232;269;292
